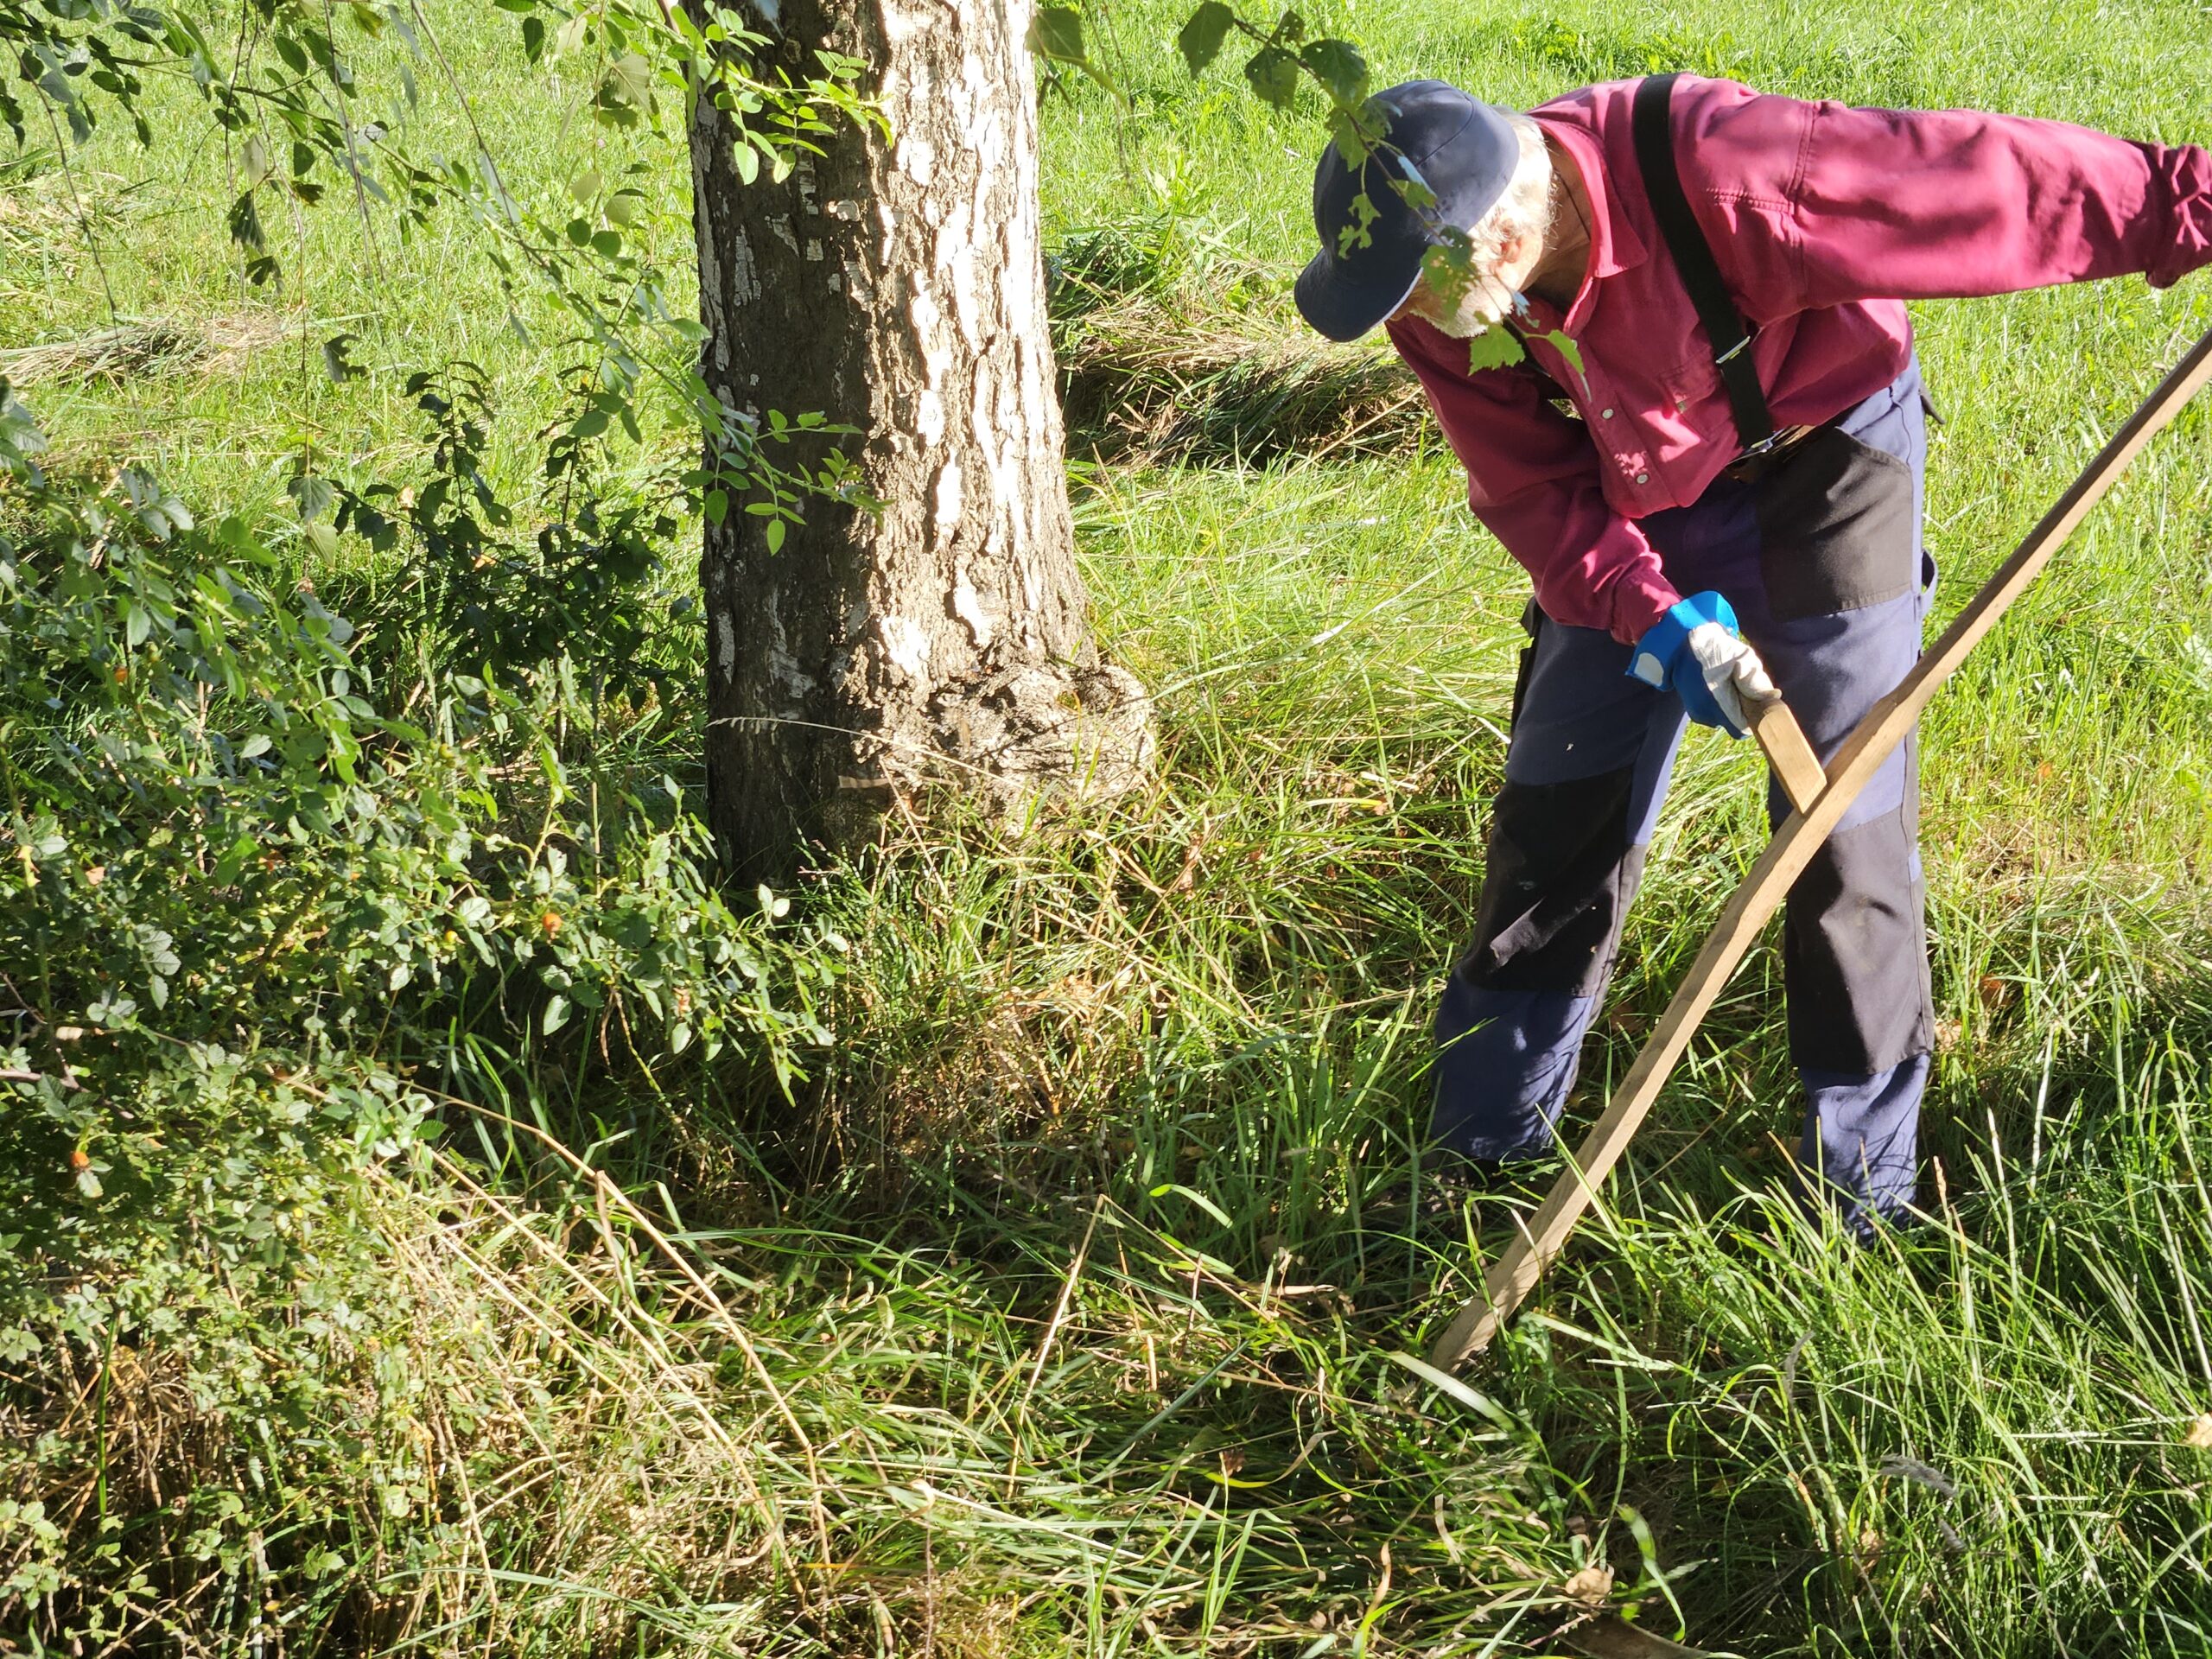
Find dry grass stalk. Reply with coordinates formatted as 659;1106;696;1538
0;315;286;389
0;1154;849;1658
1058;293;1428;465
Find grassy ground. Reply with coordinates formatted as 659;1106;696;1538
8;0;2212;1653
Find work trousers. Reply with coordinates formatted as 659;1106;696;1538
1433;359;1937;1234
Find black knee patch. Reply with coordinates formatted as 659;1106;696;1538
1462;768;1649;996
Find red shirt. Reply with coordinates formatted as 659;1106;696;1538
1386;76;2212;645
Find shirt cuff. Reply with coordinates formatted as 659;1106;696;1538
1608;566;1687;649
2145;143;2212;290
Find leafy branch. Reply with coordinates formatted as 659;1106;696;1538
3;0;881;537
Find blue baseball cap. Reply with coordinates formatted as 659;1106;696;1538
1294;80;1522;343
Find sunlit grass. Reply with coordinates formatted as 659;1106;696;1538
8;0;2212;1651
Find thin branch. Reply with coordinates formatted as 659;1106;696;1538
36;93;119;322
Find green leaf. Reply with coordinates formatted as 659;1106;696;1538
1464;327;1526;372
1176;2;1236;73
213;833;259;882
1243;45;1299;110
542;994;569;1033
1150;1182;1232;1227
521;14;545;61
227;191;266;252
1031;5;1084;60
1299;38;1367;106
1393;163;1439;213
321;333;365;384
763;515;786;553
1539;327;1586;378
730;142;760;186
287;474;336;522
703;488;728;525
1334;188;1380;256
607;53;652;107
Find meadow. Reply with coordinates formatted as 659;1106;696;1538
4;0;2212;1654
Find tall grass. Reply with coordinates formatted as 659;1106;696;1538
5;0;2212;1653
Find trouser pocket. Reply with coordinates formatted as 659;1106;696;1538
1754;426;1918;622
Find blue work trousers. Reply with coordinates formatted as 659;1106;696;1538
1433;359;1938;1234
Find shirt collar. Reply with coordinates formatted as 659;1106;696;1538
1531;111;1644;330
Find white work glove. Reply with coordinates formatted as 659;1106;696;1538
1625;591;1777;739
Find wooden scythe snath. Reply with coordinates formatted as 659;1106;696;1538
1430;326;2212;1374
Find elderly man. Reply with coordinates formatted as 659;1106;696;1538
1296;73;2211;1231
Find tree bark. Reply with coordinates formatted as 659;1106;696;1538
690;0;1153;882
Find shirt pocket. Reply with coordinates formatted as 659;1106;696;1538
1644;352;1738;486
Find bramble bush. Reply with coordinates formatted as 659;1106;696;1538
0;377;839;1643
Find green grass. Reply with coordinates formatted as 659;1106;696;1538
7;0;2212;1653
0;2;697;525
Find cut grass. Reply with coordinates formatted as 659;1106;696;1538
1053;264;1427;463
0;314;286;388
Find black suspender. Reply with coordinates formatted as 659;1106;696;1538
1630;73;1775;453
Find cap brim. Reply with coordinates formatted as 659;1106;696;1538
1298;90;1520;343
1294;235;1428;343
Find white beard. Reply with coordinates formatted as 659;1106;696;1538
1423;277;1516;339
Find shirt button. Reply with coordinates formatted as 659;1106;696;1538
1635;472;1649;485
1600;408;1616;419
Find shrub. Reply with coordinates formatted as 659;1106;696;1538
0;379;838;1647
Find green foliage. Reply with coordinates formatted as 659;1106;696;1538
1030;3;1118;97
5;0;877;554
0;385;833;1073
0;380;839;1643
0;1052;440;1646
323;361;666;698
1148;2;1547;368
1242;44;1301;111
1462;320;1529;372
1176;2;1236;74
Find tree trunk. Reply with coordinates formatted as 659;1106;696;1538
690;0;1153;882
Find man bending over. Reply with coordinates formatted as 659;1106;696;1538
1294;73;2210;1232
